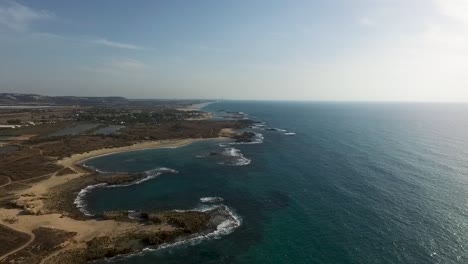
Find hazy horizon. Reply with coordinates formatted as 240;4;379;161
1;0;468;101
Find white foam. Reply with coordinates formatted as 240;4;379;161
234;157;251;166
144;167;178;175
106;168;178;188
230;132;264;145
81;164;109;174
219;147;251;166
127;210;140;220
268;128;287;132
200;197;224;203
284;132;296;136
222;147;242;157
74;167;178;216
79;206;242;261
73;183;107;216
252;122;266;127
151;205;242;250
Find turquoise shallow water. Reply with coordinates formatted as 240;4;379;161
84;102;468;264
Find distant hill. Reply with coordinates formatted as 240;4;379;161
0;93;129;106
0;93;212;108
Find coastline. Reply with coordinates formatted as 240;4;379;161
181;101;216;111
58;138;208;168
0;137;232;263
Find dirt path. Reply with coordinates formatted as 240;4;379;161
0;176;11;188
0;146;56;189
0;173;54;189
0;227;35;261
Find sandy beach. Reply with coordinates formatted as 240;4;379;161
180;101;216;111
58;138;205;168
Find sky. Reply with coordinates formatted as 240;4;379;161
0;0;467;101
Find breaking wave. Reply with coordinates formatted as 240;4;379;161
112;167;178;187
219;147;251;166
149;204;241;250
73;183;107;216
266;128;287;132
230;132;264;145
73;167;178;216
200;196;224;203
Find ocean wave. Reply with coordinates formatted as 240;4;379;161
81;164;110;174
222;147;242;157
230;132;264;145
284;132;296;136
250;126;265;130
219;147;251;166
127;210;141;220
266;128;287;132
200;197;224;203
249;121;267;130
74;167;178;216
105;168;179;188
77;197;242;262
151;205;242;250
83;204;242;262
73;183;107;216
252;122;266;127
144;167;178;175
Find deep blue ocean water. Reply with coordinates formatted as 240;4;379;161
84;101;468;264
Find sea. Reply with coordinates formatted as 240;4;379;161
81;101;468;264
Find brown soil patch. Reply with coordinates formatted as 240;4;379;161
0;176;9;186
1;227;76;264
0;224;31;258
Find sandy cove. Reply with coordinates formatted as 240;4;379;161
0;138;221;263
11;138;208;216
58;138;206;168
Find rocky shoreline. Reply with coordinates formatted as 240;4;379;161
41;189;238;264
45;208;227;264
232;131;258;143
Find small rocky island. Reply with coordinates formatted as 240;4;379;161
232;131;257;143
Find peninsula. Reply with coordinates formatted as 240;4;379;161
0;94;251;263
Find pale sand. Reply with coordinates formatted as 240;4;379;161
15;139;207;214
58;138;205;168
0;209;138;242
219;128;237;137
0;138;214;261
8;134;36;141
179;101;215;111
0;208;174;261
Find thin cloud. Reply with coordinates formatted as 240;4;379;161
108;58;146;71
90;38;144;50
0;0;53;31
0;2;143;51
435;0;468;25
175;42;230;53
84;58;147;75
358;17;375;27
